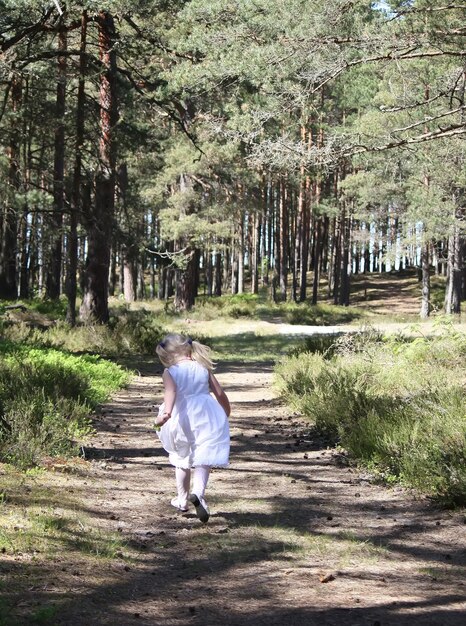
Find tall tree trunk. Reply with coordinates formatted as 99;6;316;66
312;218;323;305
123;259;137;301
67;11;87;324
299;143;311;302
272;181;279;302
223;244;230;293
158;266;166;300
444;218;462;315
137;261;145;300
109;245;117;296
213;250;222;296
332;216;342;303
251;211;260;294
80;11;118;323
175;249;196;310
118;163;137;302
262;176;271;286
19;81;31;299
0;74;21;298
46;26;67;299
461;237;466;302
420;241;430;318
193;248;200;299
279;178;288;300
338;210;351;306
205;249;213;296
237;216;244;294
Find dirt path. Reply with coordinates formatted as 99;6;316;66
9;356;466;626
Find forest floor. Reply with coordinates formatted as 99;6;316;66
2;339;466;626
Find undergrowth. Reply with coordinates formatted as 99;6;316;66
0;306;165;356
144;291;364;325
275;319;466;506
0;343;129;467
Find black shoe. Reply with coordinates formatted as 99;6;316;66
188;494;210;523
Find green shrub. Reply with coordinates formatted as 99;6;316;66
0;308;165;356
0;343;129;467
275;324;466;505
280;302;362;325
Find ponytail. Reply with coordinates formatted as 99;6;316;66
191;340;215;371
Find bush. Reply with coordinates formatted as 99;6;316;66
0;308;166;356
275;323;466;505
0;343;129;467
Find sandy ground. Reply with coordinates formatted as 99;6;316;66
4;349;464;626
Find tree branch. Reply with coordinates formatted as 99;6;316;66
392;106;466;134
349;123;466;156
310;49;466;95
0;7;55;52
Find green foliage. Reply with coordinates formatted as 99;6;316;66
0;343;128;467
0;306;166;356
276;324;466;505
169;293;363;325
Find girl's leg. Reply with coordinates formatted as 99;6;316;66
192;465;211;502
174;467;191;509
190;465;211;523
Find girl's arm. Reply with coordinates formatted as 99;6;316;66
209;372;231;417
154;369;177;426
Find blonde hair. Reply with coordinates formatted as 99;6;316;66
156;333;215;371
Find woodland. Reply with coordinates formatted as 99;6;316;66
1;3;466;623
0;0;464;320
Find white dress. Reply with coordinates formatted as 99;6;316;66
157;360;230;469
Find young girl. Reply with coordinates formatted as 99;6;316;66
154;334;230;523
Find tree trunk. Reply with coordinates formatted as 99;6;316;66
251;212;260;294
193;248;200;299
66;14;87;323
312;218;323;305
175;249;196;310
444;222;462;315
80;11;118;323
0;74;21;298
46;27;67;300
19;86;31;299
338;211;351;306
213;250;222;296
223;244;230;292
237;216;244;294
332;216;342;303
420;241;430;318
123;261;137;302
298;163;311;302
118;163;138;303
279;178;288;300
205;249;212;296
137;261;145;300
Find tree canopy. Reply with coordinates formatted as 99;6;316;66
0;0;464;318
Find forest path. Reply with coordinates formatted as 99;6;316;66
41;348;466;626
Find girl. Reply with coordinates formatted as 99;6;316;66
154;334;230;523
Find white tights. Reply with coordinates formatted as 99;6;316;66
175;465;211;508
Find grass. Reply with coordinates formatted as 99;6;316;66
208;332;305;364
0;467;133;625
275;319;466;506
0;472;126;560
193;519;385;569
